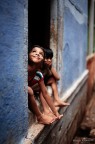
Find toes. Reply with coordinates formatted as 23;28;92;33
58;114;63;119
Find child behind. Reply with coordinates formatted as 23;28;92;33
40;48;69;115
28;45;63;125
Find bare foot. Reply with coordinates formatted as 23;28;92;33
56;113;63;120
43;110;57;120
54;99;70;107
58;114;63;119
37;114;56;125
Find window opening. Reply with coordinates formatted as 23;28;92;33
28;0;50;51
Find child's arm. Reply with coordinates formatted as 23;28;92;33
50;67;60;80
39;80;60;117
45;60;60;80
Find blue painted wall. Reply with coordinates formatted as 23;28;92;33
0;0;28;144
60;0;88;93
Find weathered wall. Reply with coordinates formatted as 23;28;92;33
59;0;88;94
0;0;28;144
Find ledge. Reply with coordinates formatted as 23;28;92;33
24;70;89;144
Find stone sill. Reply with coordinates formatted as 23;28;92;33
24;70;88;144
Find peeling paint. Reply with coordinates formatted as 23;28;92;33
50;20;58;44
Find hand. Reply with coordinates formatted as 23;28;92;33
44;61;52;68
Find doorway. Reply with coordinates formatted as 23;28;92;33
28;0;50;50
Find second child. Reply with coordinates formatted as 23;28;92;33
40;48;70;115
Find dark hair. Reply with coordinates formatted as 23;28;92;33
45;48;53;59
28;45;45;54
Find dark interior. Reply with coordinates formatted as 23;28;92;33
28;0;50;51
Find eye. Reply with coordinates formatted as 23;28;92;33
32;50;36;53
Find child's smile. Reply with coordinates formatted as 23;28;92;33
29;47;44;63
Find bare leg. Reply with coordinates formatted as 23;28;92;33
39;83;63;120
40;92;57;119
28;87;55;124
40;92;51;114
47;78;70;107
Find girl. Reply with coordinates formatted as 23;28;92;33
28;45;63;125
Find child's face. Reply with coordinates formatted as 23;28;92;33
29;47;44;63
44;58;52;66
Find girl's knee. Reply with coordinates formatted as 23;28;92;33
48;77;56;84
28;86;34;96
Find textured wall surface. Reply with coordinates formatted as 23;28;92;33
0;0;28;144
59;0;88;93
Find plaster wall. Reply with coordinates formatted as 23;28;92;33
0;0;28;144
59;0;88;94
